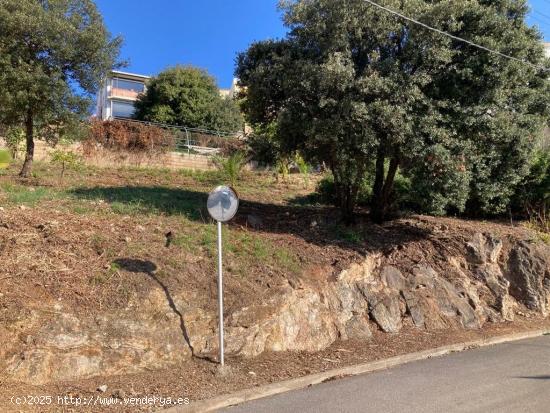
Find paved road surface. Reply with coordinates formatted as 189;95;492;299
224;335;550;413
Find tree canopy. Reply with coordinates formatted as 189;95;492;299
236;0;550;222
134;66;244;133
0;0;122;177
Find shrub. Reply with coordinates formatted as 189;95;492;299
316;174;371;206
85;119;175;154
275;156;291;183
295;152;310;187
511;150;549;234
5;127;25;159
50;149;82;179
247;123;280;166
213;151;248;187
0;149;11;169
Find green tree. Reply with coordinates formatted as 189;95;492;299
50;149;83;180
0;0;121;177
236;0;549;222
134;66;243;133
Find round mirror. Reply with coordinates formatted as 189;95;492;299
207;186;239;222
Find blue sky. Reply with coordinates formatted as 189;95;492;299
95;0;549;89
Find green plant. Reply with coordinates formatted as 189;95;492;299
5;126;25;159
0;149;11;169
213;151;247;188
295;152;310;187
236;0;549;222
134;65;243;133
0;183;54;205
275;156;290;183
511;150;549;230
50;149;82;180
0;0;121;178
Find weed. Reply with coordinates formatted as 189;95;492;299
332;225;364;244
295;152;310;188
50;149;83;180
274;248;300;273
0;183;55;206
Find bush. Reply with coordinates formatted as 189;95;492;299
295;153;310;187
0;149;11;169
247;123;280;166
314;165;411;214
511;150;549;233
316;174;372;206
85;119;175;154
50;149;83;179
5;127;25;159
213;151;248;188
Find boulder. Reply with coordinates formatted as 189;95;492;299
506;241;550;316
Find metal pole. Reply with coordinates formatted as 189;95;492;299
217;220;225;366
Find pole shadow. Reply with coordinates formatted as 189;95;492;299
112;258;200;359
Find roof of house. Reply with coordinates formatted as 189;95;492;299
111;70;151;82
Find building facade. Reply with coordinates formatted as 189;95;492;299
95;70;150;121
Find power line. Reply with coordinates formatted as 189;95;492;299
362;0;550;72
533;9;550;22
531;15;550;29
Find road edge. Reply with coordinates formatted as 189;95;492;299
161;329;550;413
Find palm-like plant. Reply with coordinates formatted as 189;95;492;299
213;151;248;188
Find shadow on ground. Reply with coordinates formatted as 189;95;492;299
71;185;432;254
112;258;197;357
70;186;210;220
515;376;550;380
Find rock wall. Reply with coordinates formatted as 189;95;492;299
2;233;549;384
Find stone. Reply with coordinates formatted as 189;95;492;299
467;233;503;264
381;266;406;291
113;389;126;399
97;385;108;393
3;235;549;386
369;294;402;333
506;241;550;315
344;315;372;339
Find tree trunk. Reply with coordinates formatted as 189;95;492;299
333;170;358;225
19;109;34;178
371;154;400;223
340;184;358;225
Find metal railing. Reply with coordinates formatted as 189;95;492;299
111;117;245;156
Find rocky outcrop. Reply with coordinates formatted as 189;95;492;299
2;233;550;384
505;241;550;316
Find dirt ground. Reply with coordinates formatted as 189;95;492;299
0;162;547;412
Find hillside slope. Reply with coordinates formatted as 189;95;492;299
0;163;549;411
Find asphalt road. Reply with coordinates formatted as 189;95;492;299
224;335;550;413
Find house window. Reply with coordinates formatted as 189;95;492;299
112;78;145;94
112;100;136;118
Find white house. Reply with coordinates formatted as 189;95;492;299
219;78;240;99
95;70;150;120
545;42;550;58
96;71;240;122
